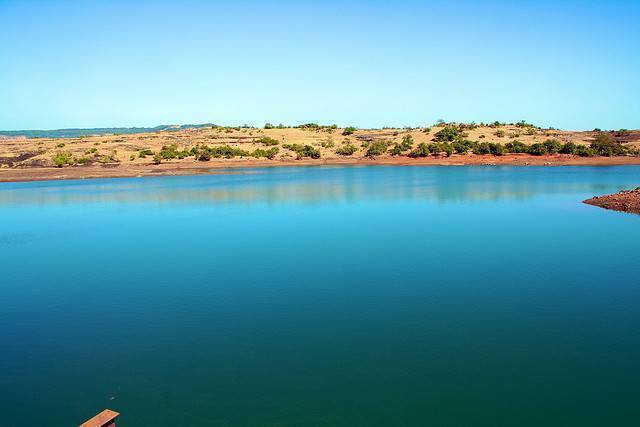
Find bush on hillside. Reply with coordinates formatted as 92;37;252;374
255;136;279;146
283;143;321;159
52;151;74;167
504;140;528;153
409;143;430;158
433;125;465;142
251;147;279;159
543;139;562;154
365;141;389;157
336;143;358;156
590;133;627;156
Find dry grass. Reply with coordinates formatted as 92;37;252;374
1;124;639;169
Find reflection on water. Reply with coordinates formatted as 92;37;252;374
0;166;637;207
2;165;640;427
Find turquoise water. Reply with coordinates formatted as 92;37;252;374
1;166;639;426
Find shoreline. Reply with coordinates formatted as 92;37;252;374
1;154;640;183
584;189;640;215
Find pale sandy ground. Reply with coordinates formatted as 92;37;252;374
1;124;639;182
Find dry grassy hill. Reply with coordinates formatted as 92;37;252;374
2;122;639;170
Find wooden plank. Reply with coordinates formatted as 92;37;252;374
79;409;120;427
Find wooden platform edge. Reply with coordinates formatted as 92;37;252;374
79;409;120;427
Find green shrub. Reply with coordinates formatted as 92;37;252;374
452;140;473;154
490;143;504;156
390;135;413;155
495;130;506;138
590;133;627;156
433;125;464;142
559;142;578;154
400;134;414;150
98;150;119;163
336;143;358;156
528;143;547;156
504;140;528;153
52;151;74;167
56;143;66;148
576;145;596;157
298;123;320;130
251;147;279;159
365;141;389;157
159;144;180;160
543;139;562;154
255;136;279;146
409;143;430;158
321;138;335;148
152;153;162;164
192;144;250;160
297;123;337;132
139;149;154;158
426;143;441;155
515;120;536;129
282;143;321;159
473;142;492;155
194;147;210;161
389;145;403;156
264;123;274;129
342;126;357;135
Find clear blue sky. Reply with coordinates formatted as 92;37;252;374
1;0;638;130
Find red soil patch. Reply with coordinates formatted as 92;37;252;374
1;154;640;183
584;188;640;215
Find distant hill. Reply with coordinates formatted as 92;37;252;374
0;123;215;139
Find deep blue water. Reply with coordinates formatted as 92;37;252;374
1;166;639;426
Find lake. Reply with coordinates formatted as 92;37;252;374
1;166;639;426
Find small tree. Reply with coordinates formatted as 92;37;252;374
433;125;463;142
559;142;578;155
528;143;547;156
591;133;626;156
409;143;430;158
543;139;562;154
365;141;388;157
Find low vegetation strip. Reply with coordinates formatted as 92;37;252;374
1;121;639;172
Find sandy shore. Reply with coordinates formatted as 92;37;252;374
584;188;640;215
1;154;640;183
